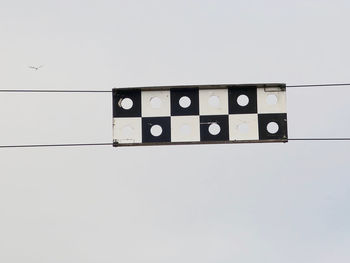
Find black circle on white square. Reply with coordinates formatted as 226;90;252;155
258;113;288;140
200;115;229;141
142;117;171;143
171;88;199;116
113;89;141;117
228;86;257;114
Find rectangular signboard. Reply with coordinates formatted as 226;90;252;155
112;84;288;146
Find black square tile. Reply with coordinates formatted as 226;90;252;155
200;115;229;141
258;113;288;140
171;88;199;116
228;86;257;114
142;117;171;143
113;89;141;117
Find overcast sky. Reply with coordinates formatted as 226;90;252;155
1;0;350;262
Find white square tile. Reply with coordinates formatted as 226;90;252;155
171;116;200;142
199;89;228;115
229;114;258;141
113;117;142;144
141;90;170;117
257;88;287;113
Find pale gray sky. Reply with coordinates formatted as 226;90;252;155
1;0;350;262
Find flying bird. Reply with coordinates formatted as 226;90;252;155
28;65;43;70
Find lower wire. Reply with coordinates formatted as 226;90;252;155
0;143;113;148
1;139;350;148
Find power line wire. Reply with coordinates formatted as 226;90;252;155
1;139;350;148
288;138;350;141
0;90;111;93
0;143;113;148
1;83;350;93
287;83;350;88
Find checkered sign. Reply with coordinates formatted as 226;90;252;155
113;84;288;146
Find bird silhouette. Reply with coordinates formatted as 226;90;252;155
28;65;43;70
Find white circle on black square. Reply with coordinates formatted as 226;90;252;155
171;88;199;116
228;86;257;114
258;113;287;140
113;89;141;117
179;96;191;108
142;117;171;143
200;115;229;141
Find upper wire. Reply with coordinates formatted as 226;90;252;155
286;83;350;88
0;90;111;93
0;83;350;93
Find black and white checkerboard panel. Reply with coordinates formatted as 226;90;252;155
113;86;287;145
